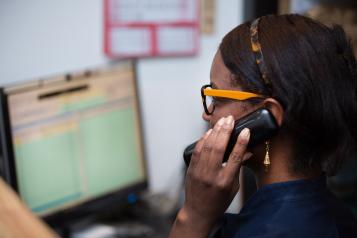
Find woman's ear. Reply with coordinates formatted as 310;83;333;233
263;98;284;126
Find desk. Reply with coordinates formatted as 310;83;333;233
61;196;175;238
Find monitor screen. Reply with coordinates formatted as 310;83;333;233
0;61;147;218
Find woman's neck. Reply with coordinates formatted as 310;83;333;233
249;139;321;189
253;165;320;189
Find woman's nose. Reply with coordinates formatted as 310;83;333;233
202;103;214;121
202;111;210;122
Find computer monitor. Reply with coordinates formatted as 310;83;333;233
0;61;147;226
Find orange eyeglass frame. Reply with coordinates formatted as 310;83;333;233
201;84;264;115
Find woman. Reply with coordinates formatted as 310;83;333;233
169;14;357;238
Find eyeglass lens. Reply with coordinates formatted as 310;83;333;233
204;95;214;114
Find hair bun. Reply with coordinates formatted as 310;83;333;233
331;24;357;78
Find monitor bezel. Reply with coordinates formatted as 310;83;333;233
0;60;149;228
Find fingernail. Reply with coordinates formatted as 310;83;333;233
243;152;253;161
240;128;250;141
204;129;212;139
226;115;233;125
217;117;225;126
231;116;235;127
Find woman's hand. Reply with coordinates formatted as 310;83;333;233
169;115;252;238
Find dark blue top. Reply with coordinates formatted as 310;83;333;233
214;176;357;238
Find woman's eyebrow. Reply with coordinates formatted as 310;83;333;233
211;82;218;89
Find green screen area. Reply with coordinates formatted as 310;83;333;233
15;132;82;212
79;107;144;197
14;106;144;214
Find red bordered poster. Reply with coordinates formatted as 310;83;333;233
104;0;200;58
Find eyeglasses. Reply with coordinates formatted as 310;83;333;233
201;84;264;115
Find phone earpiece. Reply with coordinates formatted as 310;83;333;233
183;108;279;166
262;99;284;126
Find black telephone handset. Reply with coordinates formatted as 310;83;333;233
183;108;279;166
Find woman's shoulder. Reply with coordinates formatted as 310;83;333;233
215;198;357;238
214;179;357;238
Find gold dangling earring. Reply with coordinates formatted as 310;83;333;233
264;141;270;172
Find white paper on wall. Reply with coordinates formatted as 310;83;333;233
104;0;199;58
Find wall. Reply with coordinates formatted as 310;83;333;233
0;0;243;195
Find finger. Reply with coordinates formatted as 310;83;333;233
200;117;225;165
190;129;212;168
224;128;251;177
208;115;235;167
228;166;247;198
